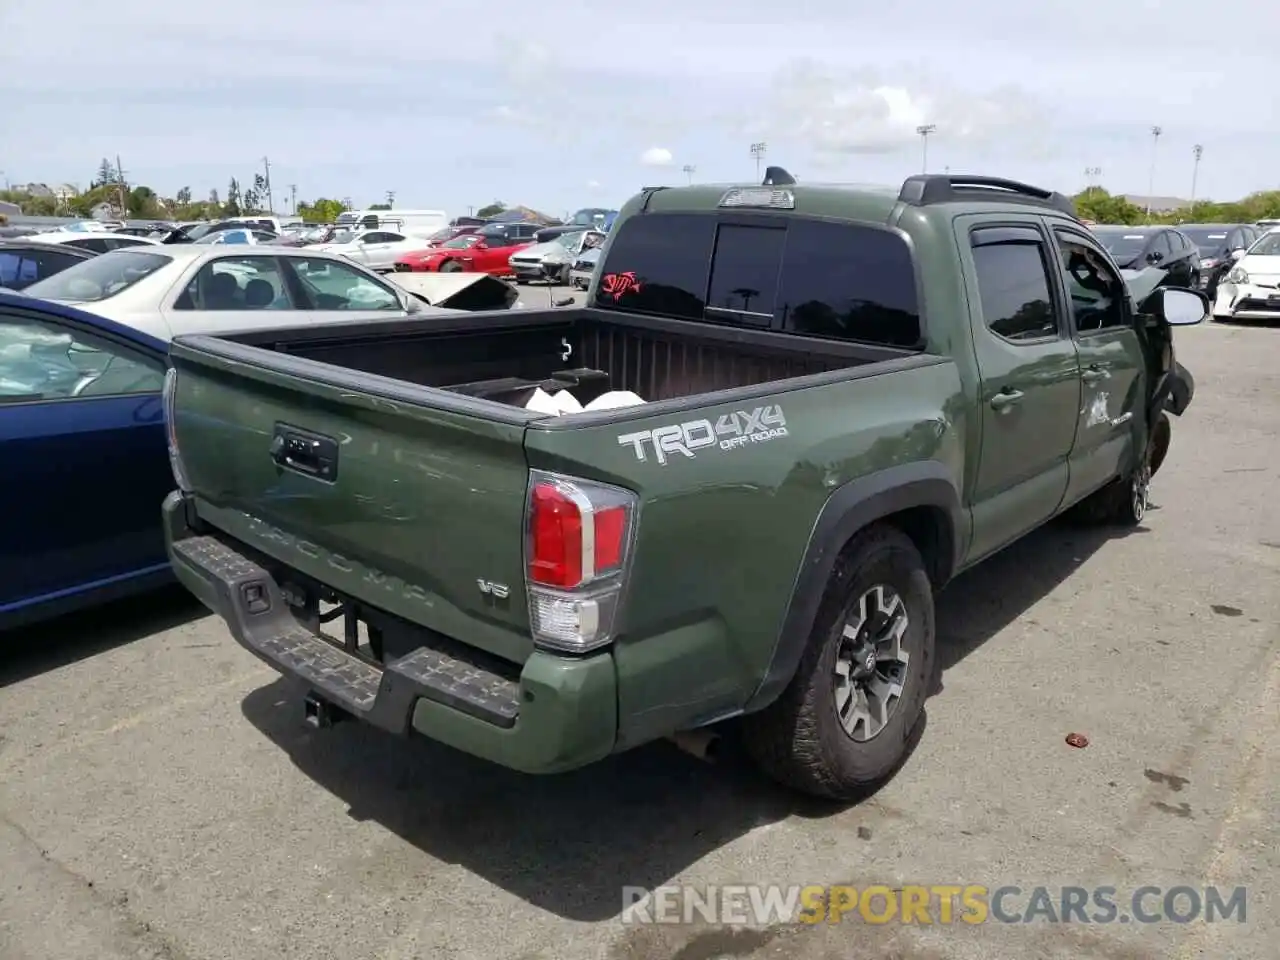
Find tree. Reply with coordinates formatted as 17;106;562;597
368;203;391;211
476;201;506;218
296;197;346;223
175;186;192;207
225;178;242;216
243;186;260;212
94;158;116;188
127;185;164;218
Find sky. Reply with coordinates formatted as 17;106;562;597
2;0;1277;217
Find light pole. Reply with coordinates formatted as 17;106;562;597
1190;144;1203;212
915;124;936;174
1146;125;1162;217
385;190;395;209
1084;166;1102;192
682;164;696;185
750;142;767;180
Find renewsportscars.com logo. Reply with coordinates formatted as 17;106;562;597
621;884;1248;926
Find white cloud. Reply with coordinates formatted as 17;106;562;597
758;59;1047;158
639;147;674;167
586;180;602;189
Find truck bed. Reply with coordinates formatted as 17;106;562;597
205;306;919;411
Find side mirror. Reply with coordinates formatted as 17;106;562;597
1154;287;1208;326
1147;251;1164;263
474;241;488;250
402;294;424;314
1230;248;1246;261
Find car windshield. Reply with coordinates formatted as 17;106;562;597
23;250;172;302
330;229;358;244
554;231;587;250
443;235;479;249
1247;231;1280;257
1092;229;1149;260
1179;228;1230;256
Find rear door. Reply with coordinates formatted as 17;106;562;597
1049;224;1148;507
0;304;170;612
955;217;1082;560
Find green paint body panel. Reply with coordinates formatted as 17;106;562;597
164;176;1186;775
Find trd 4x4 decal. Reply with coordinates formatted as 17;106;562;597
617;404;788;465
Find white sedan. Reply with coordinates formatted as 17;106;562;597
1212;229;1280;322
19;245;438;340
27;231;162;253
311;229;431;272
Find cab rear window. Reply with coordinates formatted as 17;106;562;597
595;213;921;348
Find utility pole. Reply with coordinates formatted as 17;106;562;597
1146;126;1162;217
114;155;127;215
261;156;275;214
1084;166;1103;192
343;196;352;211
682;164;696;185
750;142;767;180
1190;144;1203;212
288;183;297;215
915;125;936;174
385;190;395;208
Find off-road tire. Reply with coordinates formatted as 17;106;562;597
743;525;935;800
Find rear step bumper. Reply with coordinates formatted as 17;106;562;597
163;493;618;774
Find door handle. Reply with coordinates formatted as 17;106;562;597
1082;364;1109;383
990;389;1024;411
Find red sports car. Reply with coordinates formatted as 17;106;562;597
394;232;533;274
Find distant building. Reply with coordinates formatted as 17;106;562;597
0;200;21;218
1123;194;1189;213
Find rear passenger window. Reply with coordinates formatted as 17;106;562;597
971;238;1059;342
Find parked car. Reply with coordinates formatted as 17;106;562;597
508;229;607;284
311;229;433;272
161;171;1203;800
1089;225;1201;288
193;228;279;245
0;290;174;630
28;230;163;253
1176;223;1260;299
1212;227;1280;322
19;245;439;339
568;245;601;290
394;222;541;274
0;239;98;291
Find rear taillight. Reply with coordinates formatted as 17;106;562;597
162;367;191;492
525;470;637;654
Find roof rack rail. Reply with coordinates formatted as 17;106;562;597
762;166;797;186
897;174;1076;217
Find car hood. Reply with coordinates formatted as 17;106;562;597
511;240;569;260
1239;253;1280;281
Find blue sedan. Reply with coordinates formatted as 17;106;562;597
0;290;175;630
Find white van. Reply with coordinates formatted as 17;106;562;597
334;209;449;237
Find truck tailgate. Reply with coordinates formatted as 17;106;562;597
168;346;535;665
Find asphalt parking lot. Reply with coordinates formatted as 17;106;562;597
1;316;1276;960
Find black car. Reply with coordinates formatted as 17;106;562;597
1175;223;1260;299
1091;226;1201;289
0;239;98;291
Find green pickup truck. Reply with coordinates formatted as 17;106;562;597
162;171;1206;799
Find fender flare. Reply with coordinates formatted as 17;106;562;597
743;461;965;713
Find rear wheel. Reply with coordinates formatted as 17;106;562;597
743;525;935;800
439;259;463;273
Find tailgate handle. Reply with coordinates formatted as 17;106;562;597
269;423;339;482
